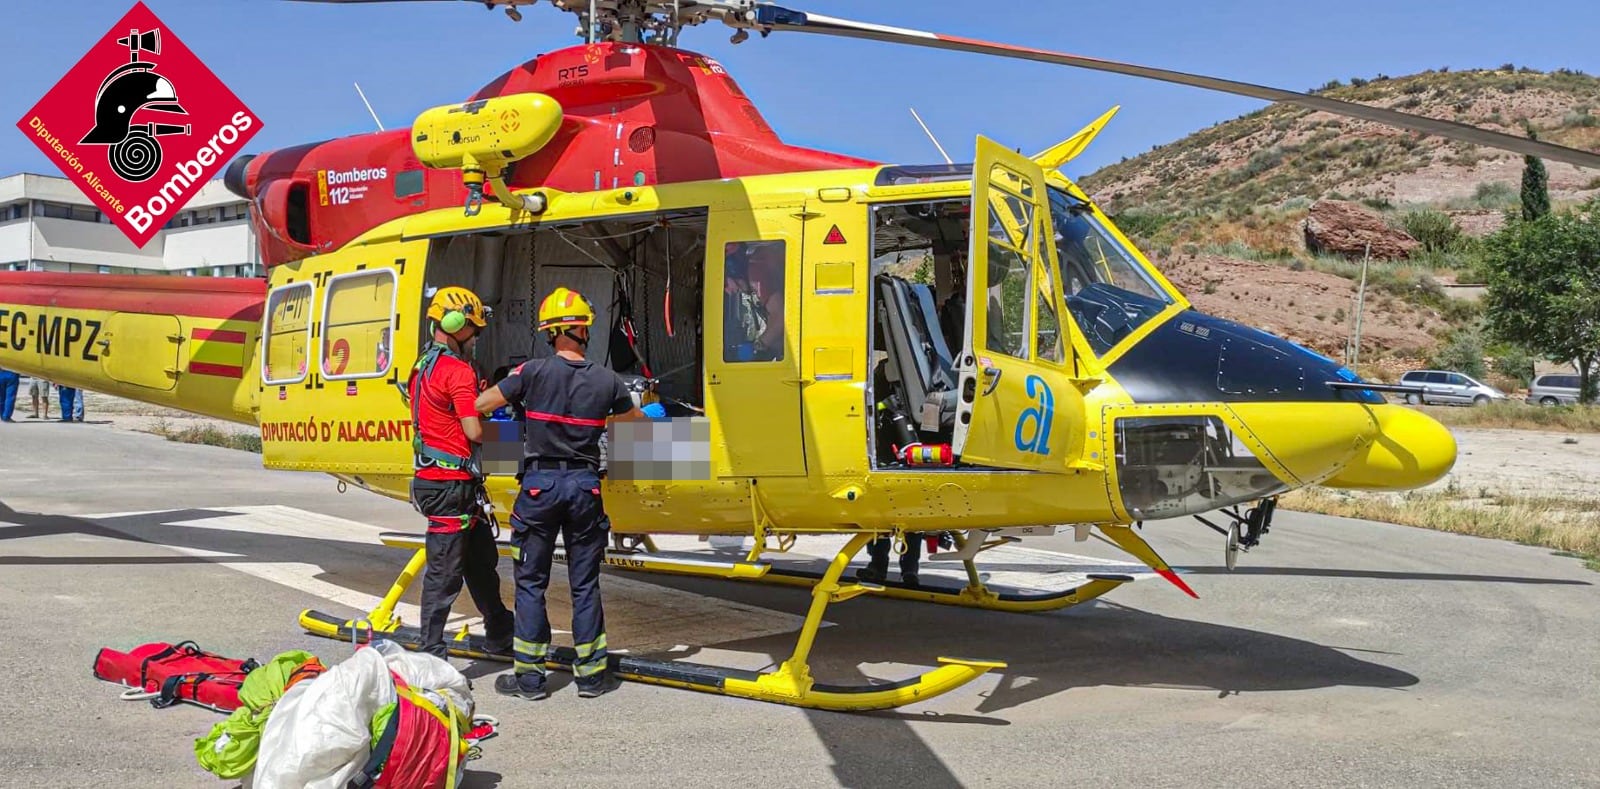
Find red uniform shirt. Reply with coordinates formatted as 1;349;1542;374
411;350;480;481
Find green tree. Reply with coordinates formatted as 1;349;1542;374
1520;127;1551;221
1482;200;1600;403
1488;342;1538;388
1431;323;1486;379
1401;209;1461;253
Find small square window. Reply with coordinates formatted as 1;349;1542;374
394;170;426;199
722;240;785;363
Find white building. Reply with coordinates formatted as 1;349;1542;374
0;172;259;277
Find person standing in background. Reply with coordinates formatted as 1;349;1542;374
0;367;18;423
57;385;80;423
29;377;52;420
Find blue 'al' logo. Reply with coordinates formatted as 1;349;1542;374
1014;374;1055;455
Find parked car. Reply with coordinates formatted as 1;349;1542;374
1398;369;1509;406
1526;373;1582;406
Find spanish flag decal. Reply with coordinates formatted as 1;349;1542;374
189;327;247;378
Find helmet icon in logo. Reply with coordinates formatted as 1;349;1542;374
79;28;191;183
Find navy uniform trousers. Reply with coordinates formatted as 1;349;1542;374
508;465;611;685
867;533;922;576
411;477;514;661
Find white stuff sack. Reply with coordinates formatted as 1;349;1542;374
250;641;474;789
372;640;475;724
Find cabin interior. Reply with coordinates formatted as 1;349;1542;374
418;209;710;416
867;197;976;470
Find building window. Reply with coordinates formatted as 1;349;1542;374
35;201;72;220
263;282;314;385
97;266;111;274
321;270;396;379
722;240;785;363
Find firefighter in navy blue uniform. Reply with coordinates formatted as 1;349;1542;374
475;286;647;700
406;286;515;661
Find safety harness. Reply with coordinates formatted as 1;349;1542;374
401;342;483;481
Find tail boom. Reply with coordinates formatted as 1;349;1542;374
0;271;264;425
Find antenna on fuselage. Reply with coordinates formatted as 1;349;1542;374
909;107;952;165
354;82;384;132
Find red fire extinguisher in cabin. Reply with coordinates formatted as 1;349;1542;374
894;442;954;466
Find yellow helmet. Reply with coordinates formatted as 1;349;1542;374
537;287;595;332
428;286;489;332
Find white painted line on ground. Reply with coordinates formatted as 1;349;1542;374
73;505;814;652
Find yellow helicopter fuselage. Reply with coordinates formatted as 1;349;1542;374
0;142;1454;543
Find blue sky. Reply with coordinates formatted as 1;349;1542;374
5;0;1599;183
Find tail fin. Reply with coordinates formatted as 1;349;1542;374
0;271;264;425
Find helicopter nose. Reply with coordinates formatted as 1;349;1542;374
1321;404;1456;490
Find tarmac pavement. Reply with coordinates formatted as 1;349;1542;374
1;421;1598;788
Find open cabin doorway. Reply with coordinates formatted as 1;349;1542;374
417;209;711;418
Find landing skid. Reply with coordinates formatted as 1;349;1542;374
371;531;1146;614
608;533;1148;613
299;534;1003;712
669;560;1135;613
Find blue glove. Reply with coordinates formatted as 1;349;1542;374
641;402;668;420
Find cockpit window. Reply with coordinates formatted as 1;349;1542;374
1048;186;1173;355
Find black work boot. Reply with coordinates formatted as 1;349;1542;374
494;673;548;701
576;672;621;698
482;617;514;656
856;563;888;584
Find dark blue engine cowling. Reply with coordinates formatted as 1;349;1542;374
1106;310;1382;404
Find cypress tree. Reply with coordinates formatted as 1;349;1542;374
1521;127;1551;221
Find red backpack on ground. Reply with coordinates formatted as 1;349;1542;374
92;640;260;713
345;671;479;789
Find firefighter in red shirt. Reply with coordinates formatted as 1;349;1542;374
406;286;514;661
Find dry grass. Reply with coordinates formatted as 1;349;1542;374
144;416;263;454
1282;486;1600;570
1413;402;1600;432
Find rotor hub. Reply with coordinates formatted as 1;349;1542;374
527;0;760;47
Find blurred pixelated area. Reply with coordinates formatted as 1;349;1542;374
481;419;523;476
608;417;712;481
477;416;711;480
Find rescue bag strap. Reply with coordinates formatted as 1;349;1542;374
152;672;205;709
347;701;402;789
138;640;203;687
152;670;247;711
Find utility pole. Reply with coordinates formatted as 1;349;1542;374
1349;242;1371;371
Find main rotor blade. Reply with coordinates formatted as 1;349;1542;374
737;5;1600;171
280;0;492;4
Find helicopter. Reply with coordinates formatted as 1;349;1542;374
4;0;1597;713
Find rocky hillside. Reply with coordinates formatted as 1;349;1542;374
1074;66;1600;375
1080;66;1600;218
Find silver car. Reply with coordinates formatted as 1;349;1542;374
1398;369;1509;406
1526;373;1582;406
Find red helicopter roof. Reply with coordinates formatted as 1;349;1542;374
228;40;879;267
475;41;878;192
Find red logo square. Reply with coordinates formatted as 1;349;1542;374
14;1;262;248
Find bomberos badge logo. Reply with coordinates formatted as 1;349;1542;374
14;1;261;248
